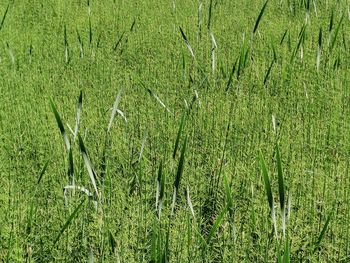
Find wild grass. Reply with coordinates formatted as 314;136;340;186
1;0;350;262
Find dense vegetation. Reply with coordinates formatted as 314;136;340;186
1;0;350;261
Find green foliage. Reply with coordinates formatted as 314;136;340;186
1;1;349;261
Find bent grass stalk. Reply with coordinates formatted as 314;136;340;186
179;26;195;59
146;87;171;113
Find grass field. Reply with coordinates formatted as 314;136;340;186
1;0;350;262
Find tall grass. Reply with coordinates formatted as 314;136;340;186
1;1;350;261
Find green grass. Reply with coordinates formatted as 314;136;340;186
1;0;350;261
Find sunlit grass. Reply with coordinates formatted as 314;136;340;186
0;0;350;262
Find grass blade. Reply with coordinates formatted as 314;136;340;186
314;210;333;253
280;29;288;45
179;27;195;58
130;18;136;32
283;236;291;263
253;0;269;34
50;99;70;151
263;59;274;85
89;18;92;45
185;185;195;218
210;32;217;72
329;7;334;33
73;91;83;140
290;24;306;63
171;136;188;214
173;111;186;159
107;89;122;133
64;24;69;63
37;160;49;184
330;13;344;52
146;88;171;113
237;40;249;79
76;29;84;58
156;160;163;214
207;0;213;30
108;229;117;253
174;136;187;192
78;134;99;198
225;59;237;92
276;144;286;238
113;31;125;51
156;161;166;219
0;3;10;32
207;207;227;244
53;198;85;245
276;145;285;208
224;176;234;218
68;148;74;185
259;151;273;211
63;185;93;197
138;131;148;163
197;2;202;41
116;109;127;123
316;28;322;71
259;150;277;237
159;161;165;203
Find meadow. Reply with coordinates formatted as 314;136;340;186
0;0;350;262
